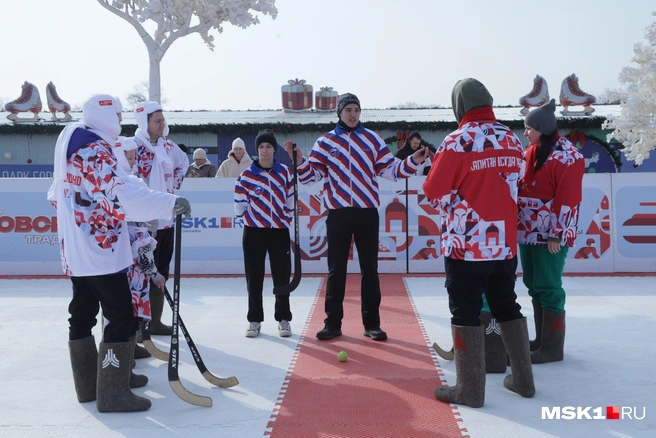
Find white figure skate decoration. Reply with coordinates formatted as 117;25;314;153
45;82;72;121
4;81;42;122
519;75;550;116
559;73;596;116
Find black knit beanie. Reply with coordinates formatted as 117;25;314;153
255;129;277;152
337;93;360;116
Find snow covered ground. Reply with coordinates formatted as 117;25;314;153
0;275;653;437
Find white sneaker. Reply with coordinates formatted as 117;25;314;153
278;320;292;337
245;322;261;338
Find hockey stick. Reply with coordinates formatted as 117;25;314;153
169;215;212;407
161;286;239;388
273;143;301;295
142;320;170;361
432;342;454;361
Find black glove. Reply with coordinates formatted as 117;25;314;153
174;197;191;218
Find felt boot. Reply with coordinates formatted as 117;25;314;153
96;342;151;412
481;312;506;373
68;336;97;403
149;284;172;335
434;325;485;408
499;318;536;398
128;336;148;388
531;310;565;364
530;301;544;352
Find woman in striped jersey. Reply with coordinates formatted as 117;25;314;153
235;130;294;338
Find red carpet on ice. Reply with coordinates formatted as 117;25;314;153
266;275;465;437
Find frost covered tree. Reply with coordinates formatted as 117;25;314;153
97;0;277;104
602;12;656;165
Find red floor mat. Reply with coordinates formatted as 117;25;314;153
266;274;466;437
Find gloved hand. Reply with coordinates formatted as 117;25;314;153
174;197;192;218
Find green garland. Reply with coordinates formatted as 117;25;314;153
0;116;609;136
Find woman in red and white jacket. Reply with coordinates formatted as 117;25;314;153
519;98;585;364
235;130;294;339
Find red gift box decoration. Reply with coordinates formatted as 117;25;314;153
315;86;338;111
281;78;313;111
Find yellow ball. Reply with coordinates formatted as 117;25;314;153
337;351;348;362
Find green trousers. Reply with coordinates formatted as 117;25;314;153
519;244;568;313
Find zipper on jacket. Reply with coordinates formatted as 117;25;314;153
347;133;353;207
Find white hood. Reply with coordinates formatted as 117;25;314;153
83;94;122;144
133;101;172;194
114;136;138;175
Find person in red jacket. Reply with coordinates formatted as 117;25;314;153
423;78;535;408
518;98;585;364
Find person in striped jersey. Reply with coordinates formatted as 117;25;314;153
235;130;294;338
284;93;431;342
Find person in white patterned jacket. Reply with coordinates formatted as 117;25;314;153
235;130;295;339
47;94;191;413
131;101;189;336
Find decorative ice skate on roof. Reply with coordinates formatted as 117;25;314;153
4;81;42;122
45;82;72;122
560;73;596;116
519;75;550;116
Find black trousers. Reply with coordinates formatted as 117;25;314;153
444;256;523;326
153;227;175;280
325;208;381;330
242;226;292;322
69;272;135;342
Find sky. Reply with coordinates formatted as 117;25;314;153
0;0;654;111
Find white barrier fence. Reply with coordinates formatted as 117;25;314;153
0;174;654;275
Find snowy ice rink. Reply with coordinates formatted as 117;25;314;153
0;275;654;437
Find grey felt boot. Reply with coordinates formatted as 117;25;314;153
128;337;148;388
149;284;172;335
530;301;544;352
481;312;506;373
434;325;485;408
531;310;565;364
68;336;97;403
499;318;535;398
97;342;151;412
133;340;151;359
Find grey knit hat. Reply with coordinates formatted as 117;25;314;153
337;93;360;116
525;98;557;135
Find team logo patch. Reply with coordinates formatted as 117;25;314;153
136;107;145;113
254;187;263;195
101;348;120;368
98;100;113;106
330;147;339;157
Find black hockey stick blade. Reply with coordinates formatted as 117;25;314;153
274;144;301;296
168;214;212;407
161;287;239;388
142;321;170;361
432;342;455;361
